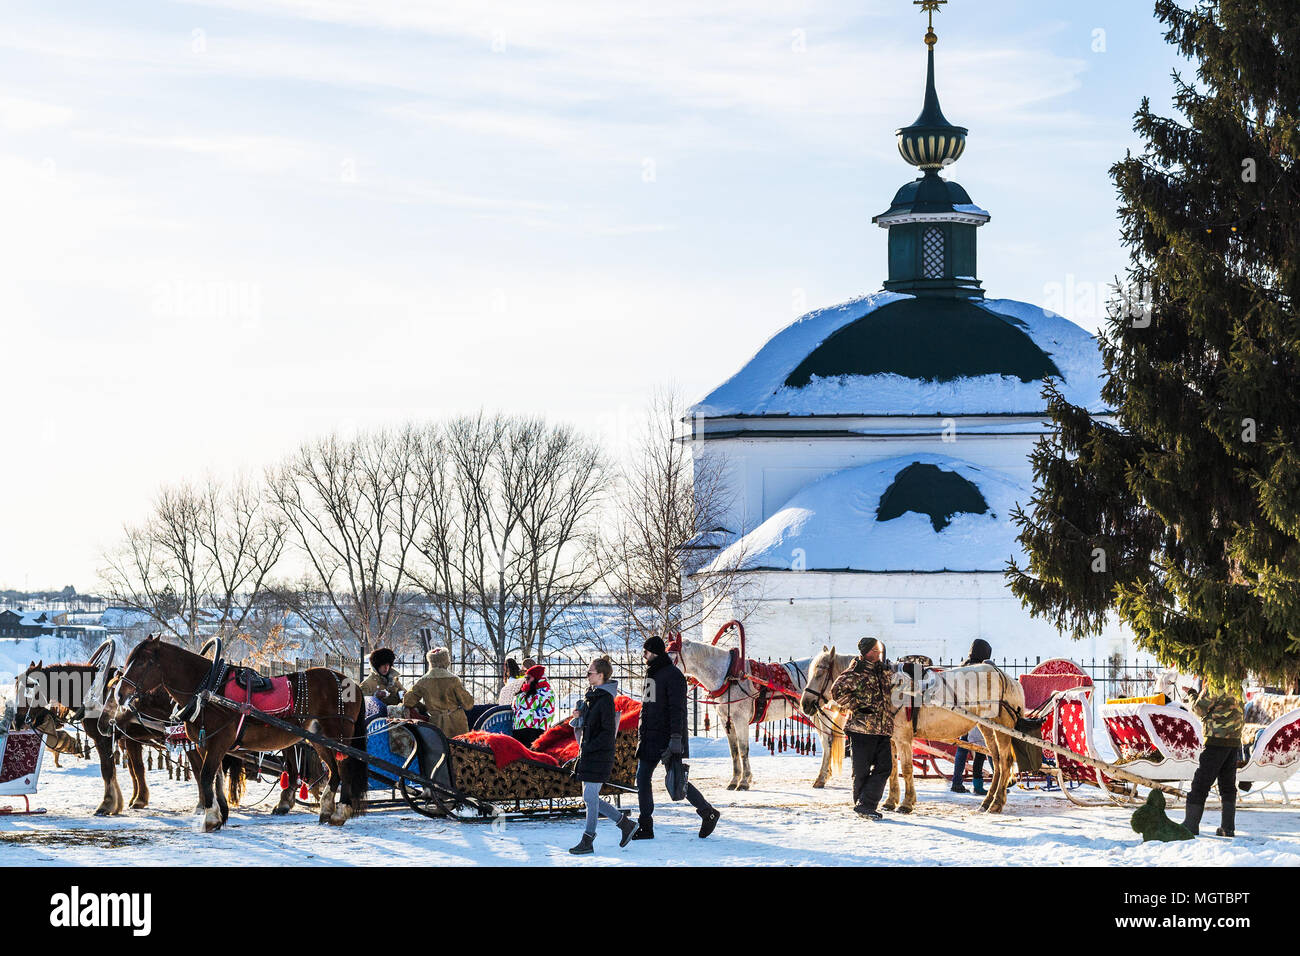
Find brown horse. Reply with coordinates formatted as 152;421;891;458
115;635;367;831
19;659;251;816
801;648;1026;813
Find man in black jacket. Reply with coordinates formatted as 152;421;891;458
632;636;720;840
951;638;992;795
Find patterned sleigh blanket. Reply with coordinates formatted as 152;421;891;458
453;695;642;770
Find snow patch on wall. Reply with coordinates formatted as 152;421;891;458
707;453;1031;573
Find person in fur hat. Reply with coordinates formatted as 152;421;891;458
360;647;406;705
402;647;475;738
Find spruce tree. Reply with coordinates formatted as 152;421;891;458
1007;0;1300;684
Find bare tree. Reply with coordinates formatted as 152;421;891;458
597;388;755;642
268;427;427;657
409;414;610;661
100;476;285;647
506;418;609;658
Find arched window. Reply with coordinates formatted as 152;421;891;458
922;227;945;279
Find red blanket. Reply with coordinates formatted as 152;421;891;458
456;695;642;770
458;731;561;769
532;695;642;763
221;673;293;714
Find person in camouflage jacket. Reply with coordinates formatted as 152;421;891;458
1181;677;1245;838
829;637;897;819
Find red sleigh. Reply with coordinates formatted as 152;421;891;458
0;727;48;815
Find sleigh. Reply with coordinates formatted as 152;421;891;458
1040;688;1300;806
0;728;47;815
359;694;641;819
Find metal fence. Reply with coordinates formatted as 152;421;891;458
243;652;1165;738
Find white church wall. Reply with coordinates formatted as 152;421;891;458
695;428;1045;536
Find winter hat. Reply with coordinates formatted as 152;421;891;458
369;647;396;670
858;637;879;656
643;636;667;656
426;647;451;669
962;639;992;666
523;663;547;693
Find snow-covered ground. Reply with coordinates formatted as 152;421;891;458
4;738;1298;866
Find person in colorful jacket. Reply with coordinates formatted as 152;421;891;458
511;663;555;748
1182;676;1246;837
829;637;896;820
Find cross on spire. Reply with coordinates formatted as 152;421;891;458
914;0;948;48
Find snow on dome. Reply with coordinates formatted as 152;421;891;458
704;453;1031;573
692;293;1106;417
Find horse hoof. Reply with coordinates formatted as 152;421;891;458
726;782;738;791
882;803;896;811
271;805;290;816
737;782;750;791
812;780;826;789
895;806;913;815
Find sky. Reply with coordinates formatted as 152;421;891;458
0;0;1190;589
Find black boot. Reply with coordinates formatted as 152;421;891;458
569;832;595;855
631;820;655;840
618;812;638;847
1182;800;1204;837
698;806;720;839
1215;796;1235;837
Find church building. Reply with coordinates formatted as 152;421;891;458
686;14;1136;665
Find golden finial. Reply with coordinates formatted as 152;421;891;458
914;0;947;48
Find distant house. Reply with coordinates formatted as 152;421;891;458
0;608;106;642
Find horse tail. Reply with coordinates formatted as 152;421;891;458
828;722;845;778
225;755;247;805
341;708;369;818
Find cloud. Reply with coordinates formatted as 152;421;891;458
0;94;74;130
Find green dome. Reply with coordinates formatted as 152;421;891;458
783;297;1062;387
876;172;984;220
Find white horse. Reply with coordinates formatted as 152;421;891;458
670;637;849;790
801;648;1026;813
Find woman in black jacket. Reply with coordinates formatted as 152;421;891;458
568;656;636;854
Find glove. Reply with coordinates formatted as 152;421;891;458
666;735;684;757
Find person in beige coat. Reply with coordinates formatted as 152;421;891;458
402;647;474;738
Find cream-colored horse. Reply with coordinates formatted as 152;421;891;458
671;637;848;790
801;648;1026;813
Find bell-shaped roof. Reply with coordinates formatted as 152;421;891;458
691;292;1106;417
704;453;1031;573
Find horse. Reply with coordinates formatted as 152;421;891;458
801;647;1026;813
18;657;255;817
668;635;847;791
114;635;367;831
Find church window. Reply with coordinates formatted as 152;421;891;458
922;227;945;278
